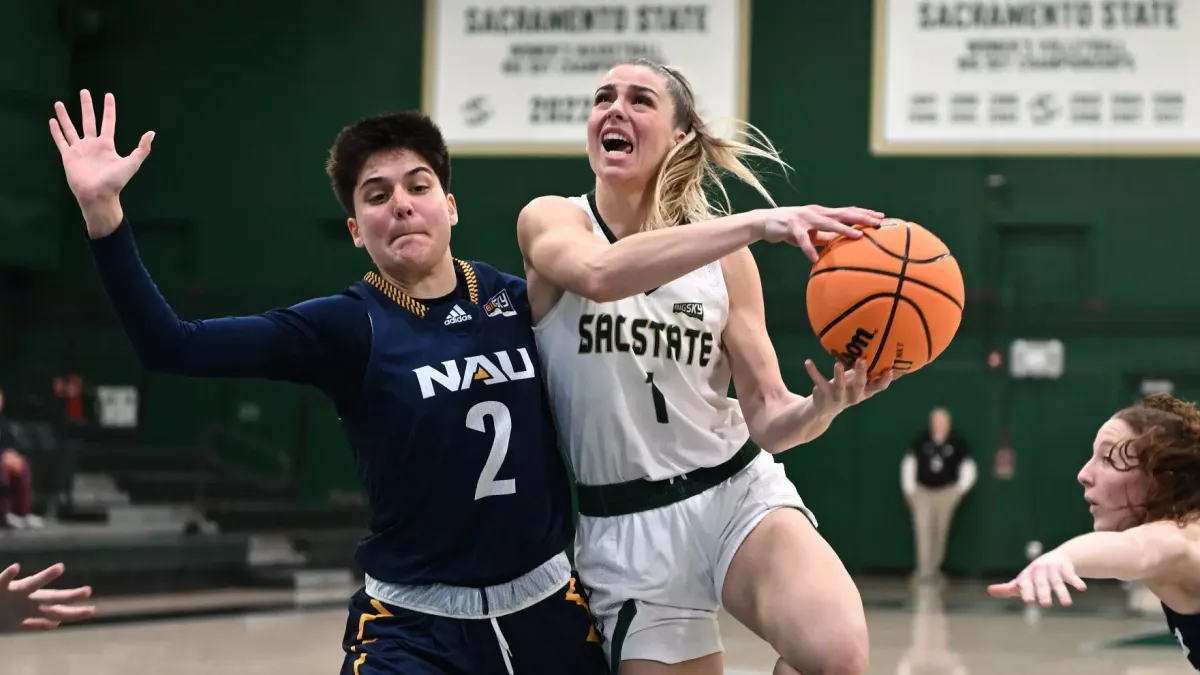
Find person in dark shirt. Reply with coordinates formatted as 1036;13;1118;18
50;90;606;674
900;407;975;584
989;394;1200;672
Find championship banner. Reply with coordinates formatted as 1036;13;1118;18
871;0;1199;155
422;0;749;155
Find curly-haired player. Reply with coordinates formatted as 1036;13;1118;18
989;394;1200;671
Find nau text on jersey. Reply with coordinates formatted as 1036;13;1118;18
413;348;536;399
577;313;714;367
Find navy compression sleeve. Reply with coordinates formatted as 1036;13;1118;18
88;219;369;399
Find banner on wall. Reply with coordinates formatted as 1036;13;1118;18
422;0;749;155
871;0;1199;155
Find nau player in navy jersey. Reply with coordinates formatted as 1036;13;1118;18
989;394;1200;671
49;90;607;675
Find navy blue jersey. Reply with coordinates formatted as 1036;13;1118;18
1163;602;1200;670
89;219;572;588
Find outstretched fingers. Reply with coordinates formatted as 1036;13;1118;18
8;563;64;595
128;130;156;171
36;603;95;623
821;206;885;227
987;580;1020;598
53;101;80;145
101;92;117;139
0;563;19;588
80;89;98;139
29;586;92;603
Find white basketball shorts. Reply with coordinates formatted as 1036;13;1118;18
573;450;816;666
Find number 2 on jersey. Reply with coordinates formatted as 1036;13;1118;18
466;401;516;500
645;372;669;424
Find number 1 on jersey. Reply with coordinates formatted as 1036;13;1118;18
645;372;669;424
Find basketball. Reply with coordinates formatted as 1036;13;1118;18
806;218;964;378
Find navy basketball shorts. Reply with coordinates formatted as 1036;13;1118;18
340;573;609;675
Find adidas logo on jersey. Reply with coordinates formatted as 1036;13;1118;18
484;289;518;318
444;304;472;326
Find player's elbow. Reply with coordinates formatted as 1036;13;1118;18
576;262;629;303
134;346;188;375
129;332;201;376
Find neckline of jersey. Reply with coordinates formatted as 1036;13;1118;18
362;259;480;318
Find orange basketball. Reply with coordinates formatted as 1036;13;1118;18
806;218;964;378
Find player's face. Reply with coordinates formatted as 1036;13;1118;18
347;149;457;276
1078;418;1148;532
587;64;687;188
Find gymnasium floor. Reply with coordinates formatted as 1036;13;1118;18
0;578;1193;674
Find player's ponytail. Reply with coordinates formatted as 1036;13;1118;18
627;59;789;231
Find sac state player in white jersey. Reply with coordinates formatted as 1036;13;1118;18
516;58;895;675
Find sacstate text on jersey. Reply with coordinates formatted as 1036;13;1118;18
577;312;715;367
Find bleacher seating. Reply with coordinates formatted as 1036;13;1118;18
0;404;369;596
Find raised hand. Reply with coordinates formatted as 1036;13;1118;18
759;206;885;262
0;563;95;630
987;550;1088;607
49;90;154;238
805;358;895;418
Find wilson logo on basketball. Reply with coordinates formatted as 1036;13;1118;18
894;343;914;372
831;327;876;368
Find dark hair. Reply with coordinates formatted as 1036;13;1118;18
1111;394;1200;525
325;111;452;216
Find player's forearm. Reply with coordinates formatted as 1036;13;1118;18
584;211;762;301
89;218;192;372
88;219;325;379
1056;531;1180;581
80;197;125;239
748;393;836;453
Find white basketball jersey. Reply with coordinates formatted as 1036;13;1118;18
533;195;749;486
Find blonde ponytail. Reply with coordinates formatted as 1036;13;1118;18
627;60;789;231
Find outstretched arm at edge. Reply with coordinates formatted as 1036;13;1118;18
1053;522;1199;582
988;520;1200;608
88;218;369;397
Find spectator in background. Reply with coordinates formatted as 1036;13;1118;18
902;407;975;584
0;388;44;530
53;374;86;423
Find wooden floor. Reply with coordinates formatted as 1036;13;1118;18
0;579;1193;674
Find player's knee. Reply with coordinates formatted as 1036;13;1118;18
776;615;868;675
814;630;869;675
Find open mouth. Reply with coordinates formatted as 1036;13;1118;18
601;132;634;155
